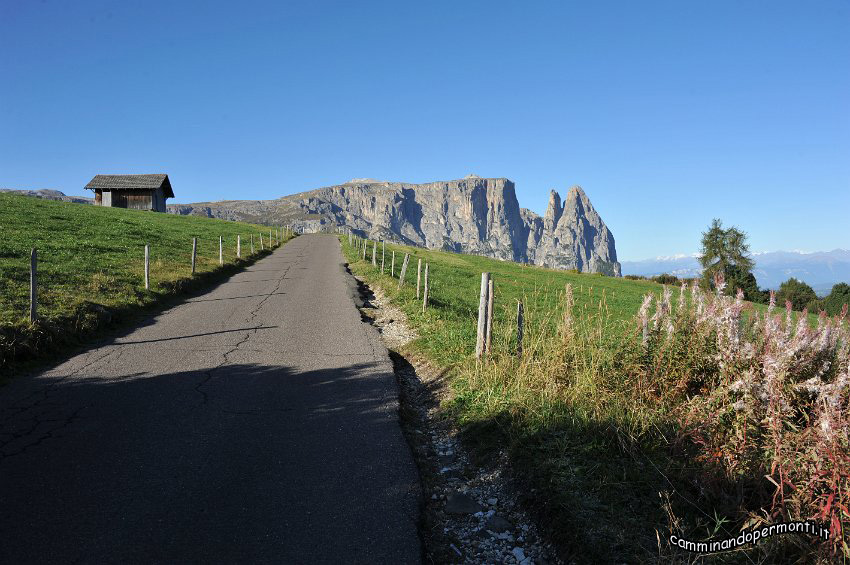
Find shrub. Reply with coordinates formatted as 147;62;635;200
819;283;850;316
725;264;769;303
776;277;818;312
652;273;680;285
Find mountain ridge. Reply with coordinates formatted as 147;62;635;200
168;177;622;276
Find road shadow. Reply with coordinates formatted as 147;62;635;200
0;360;421;563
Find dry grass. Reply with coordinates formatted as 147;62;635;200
343;235;848;562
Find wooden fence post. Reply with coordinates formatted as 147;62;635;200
372;241;377;266
475;272;490;359
29;248;37;322
251;234;254;254
416;258;422;298
219;236;223;265
381;242;385;273
260;233;264;250
269;229;272;247
391;251;395;277
191;237;197;274
349;230;352;247
144;244;150;290
237;235;241;259
516;301;524;356
485;278;494;356
362;240;367;260
398;253;410;288
422;263;429;313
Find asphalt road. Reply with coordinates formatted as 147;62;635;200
0;234;422;564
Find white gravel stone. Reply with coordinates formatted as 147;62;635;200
362;278;560;565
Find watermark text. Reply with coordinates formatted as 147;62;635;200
670;521;829;553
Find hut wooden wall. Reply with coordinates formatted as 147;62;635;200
94;188;165;211
124;191;153;210
152;187;165;212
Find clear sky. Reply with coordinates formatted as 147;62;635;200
2;1;848;261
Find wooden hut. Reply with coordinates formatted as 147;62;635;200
85;174;174;212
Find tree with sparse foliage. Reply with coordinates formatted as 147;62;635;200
775;277;818;312
699;219;761;300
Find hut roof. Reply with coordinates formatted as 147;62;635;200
85;174;174;198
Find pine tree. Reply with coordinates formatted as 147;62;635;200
699;219;758;296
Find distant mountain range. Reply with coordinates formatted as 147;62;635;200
621;250;850;295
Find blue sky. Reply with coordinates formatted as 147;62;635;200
1;1;848;261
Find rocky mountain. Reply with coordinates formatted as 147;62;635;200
0;188;92;204
168;175;621;275
621;249;850;295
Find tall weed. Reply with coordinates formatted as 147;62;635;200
463;276;849;559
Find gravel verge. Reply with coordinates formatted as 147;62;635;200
354;276;562;565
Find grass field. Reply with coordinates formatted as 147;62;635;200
341;235;847;563
346;237;662;363
341;237;678;560
0;193;292;373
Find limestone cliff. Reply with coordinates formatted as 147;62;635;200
168;176;621;276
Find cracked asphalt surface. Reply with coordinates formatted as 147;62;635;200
0;234;422;564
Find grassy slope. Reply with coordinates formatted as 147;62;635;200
0;194;291;372
341;236;816;562
345;237;799;361
348;239;659;362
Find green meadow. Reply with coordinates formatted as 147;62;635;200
0;193;291;372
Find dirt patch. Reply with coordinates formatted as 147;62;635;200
354;276;561;564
